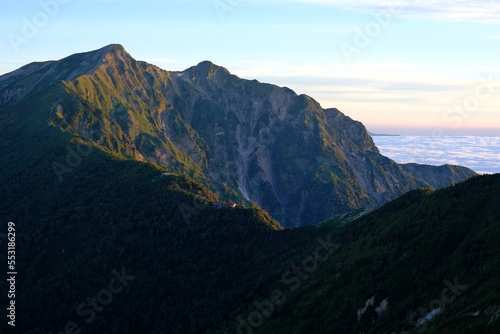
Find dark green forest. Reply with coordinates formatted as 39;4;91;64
0;108;499;333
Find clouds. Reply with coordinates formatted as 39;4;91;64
396;0;500;23
372;136;500;174
283;0;500;23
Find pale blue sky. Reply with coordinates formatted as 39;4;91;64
1;0;499;135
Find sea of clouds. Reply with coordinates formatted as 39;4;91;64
371;136;500;175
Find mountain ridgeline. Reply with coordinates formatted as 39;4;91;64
0;44;475;227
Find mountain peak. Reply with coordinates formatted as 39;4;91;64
0;43;132;108
195;60;220;68
90;43;129;61
100;43;125;53
76;43;130;65
190;60;230;78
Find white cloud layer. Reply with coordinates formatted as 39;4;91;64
372;136;500;174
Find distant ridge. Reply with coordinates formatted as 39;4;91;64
368;130;400;136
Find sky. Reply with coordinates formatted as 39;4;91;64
1;0;499;136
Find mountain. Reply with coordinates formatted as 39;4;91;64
0;44;476;227
0;45;496;334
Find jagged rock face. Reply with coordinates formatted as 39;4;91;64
0;44;476;226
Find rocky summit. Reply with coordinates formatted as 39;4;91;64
0;44;476;227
